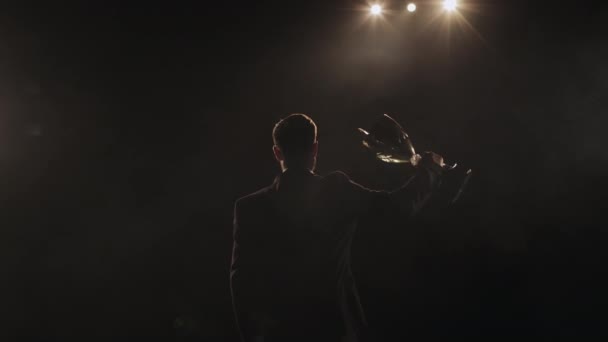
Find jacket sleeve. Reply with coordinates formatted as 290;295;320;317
337;162;443;219
229;200;264;341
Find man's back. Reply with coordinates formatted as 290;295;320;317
230;168;370;341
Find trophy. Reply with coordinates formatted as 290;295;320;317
359;114;472;204
358;114;418;164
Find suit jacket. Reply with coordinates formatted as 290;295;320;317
230;166;442;342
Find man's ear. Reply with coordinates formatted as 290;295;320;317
273;145;283;162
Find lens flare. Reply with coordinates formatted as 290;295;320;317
370;4;382;15
443;0;457;11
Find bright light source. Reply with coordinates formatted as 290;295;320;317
370;4;382;15
407;3;416;12
443;0;457;11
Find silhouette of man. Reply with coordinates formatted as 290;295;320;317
230;114;444;342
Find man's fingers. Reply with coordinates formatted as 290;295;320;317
432;153;445;167
410;154;422;166
421;151;445;167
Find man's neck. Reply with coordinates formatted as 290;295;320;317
282;166;313;174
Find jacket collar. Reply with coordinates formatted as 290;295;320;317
272;167;316;191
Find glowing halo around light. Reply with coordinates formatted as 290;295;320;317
407;3;416;12
370;4;382;15
443;0;458;11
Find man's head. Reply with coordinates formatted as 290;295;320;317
272;114;318;171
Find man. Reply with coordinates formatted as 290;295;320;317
230;114;444;341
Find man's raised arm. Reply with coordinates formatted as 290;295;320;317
334;152;445;219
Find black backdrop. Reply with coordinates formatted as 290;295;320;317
1;1;607;339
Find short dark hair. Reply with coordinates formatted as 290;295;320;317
272;114;317;163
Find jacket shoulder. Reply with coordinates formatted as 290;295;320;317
322;170;353;185
234;184;274;213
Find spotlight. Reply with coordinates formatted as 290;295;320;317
370;4;382;15
407;3;416;12
443;0;457;11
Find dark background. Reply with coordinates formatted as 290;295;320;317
1;0;607;339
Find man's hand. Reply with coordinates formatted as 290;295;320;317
410;151;445;169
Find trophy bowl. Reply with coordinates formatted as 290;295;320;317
358;114;417;164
